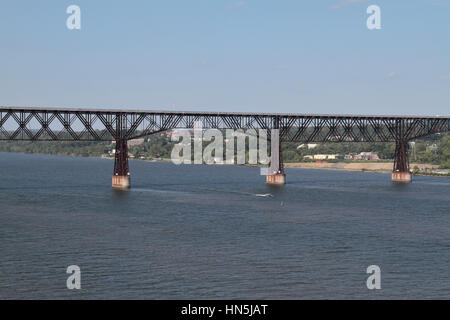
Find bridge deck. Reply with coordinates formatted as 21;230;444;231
1;106;449;120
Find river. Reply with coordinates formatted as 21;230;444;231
0;152;449;299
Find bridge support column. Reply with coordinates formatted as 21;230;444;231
392;140;411;183
112;138;130;189
266;128;286;185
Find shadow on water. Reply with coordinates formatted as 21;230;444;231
112;188;132;198
265;184;288;196
391;182;413;191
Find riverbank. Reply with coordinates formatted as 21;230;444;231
284;161;437;172
284;161;450;177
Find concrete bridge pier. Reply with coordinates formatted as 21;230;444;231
112;138;130;189
392;140;412;183
266;129;286;185
266;170;286;185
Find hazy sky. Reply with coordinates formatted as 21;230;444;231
0;0;449;115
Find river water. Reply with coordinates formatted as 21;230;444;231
0;152;449;299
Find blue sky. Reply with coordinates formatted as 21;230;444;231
0;0;449;115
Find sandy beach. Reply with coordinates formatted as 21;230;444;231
284;162;439;172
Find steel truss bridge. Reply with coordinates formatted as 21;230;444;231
1;107;449;187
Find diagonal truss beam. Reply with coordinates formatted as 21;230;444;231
0;107;448;142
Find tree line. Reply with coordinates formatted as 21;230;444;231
0;133;448;169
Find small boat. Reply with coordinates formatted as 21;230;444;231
255;193;273;197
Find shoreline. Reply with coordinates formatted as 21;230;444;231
283;161;438;172
284;161;450;177
1;151;448;177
